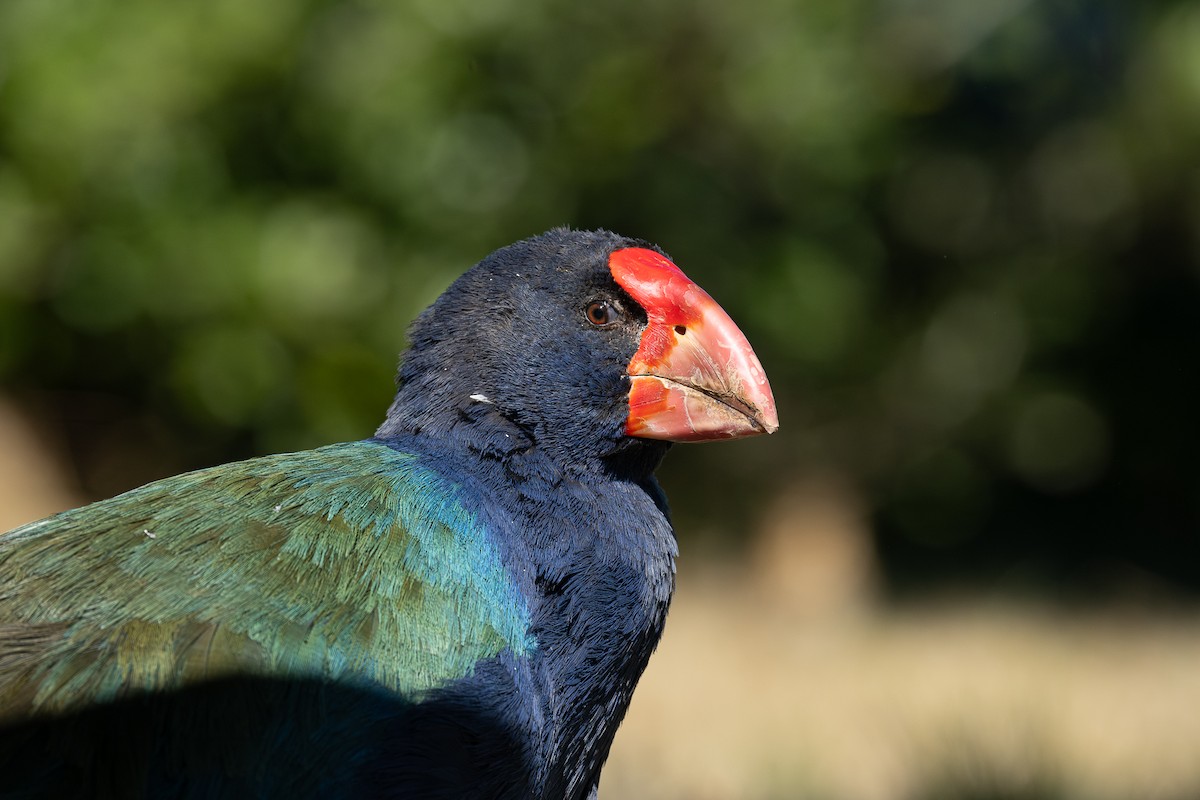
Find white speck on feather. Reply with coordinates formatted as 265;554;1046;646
143;529;156;539
273;504;283;513
469;393;494;404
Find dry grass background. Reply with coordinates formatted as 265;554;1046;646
4;398;1200;800
604;573;1200;799
603;478;1200;799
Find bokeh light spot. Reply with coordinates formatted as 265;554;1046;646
1006;390;1110;493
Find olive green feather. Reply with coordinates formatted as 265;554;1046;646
0;440;534;722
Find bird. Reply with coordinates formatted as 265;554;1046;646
0;228;777;799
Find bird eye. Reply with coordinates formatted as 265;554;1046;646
585;300;620;326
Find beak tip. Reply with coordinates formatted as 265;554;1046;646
750;408;779;437
748;379;779;436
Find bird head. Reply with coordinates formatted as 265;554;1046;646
379;229;777;473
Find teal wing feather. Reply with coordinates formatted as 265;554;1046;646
0;440;534;721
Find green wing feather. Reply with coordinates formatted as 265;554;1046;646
0;440;534;721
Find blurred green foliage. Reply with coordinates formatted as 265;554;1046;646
1;0;1198;594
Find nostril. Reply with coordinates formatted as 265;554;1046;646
674;325;686;336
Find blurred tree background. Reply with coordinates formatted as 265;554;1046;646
4;0;1200;797
3;0;1198;600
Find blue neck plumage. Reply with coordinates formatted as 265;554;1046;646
372;409;677;796
377;367;672;484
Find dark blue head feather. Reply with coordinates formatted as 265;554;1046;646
377;228;671;480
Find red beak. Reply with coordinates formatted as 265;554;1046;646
610;248;779;442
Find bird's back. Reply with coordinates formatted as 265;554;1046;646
0;439;542;798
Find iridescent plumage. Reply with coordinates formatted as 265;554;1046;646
0;229;775;798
